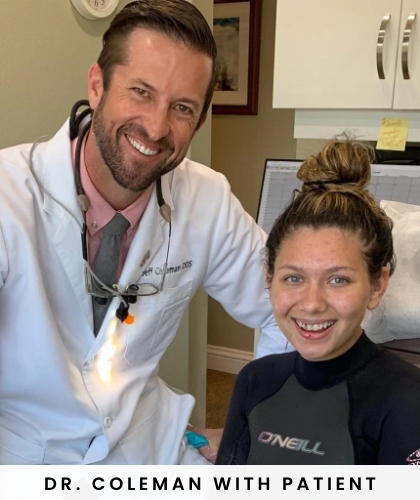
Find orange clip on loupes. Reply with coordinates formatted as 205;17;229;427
124;314;135;325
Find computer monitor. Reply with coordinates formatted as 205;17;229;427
256;159;420;235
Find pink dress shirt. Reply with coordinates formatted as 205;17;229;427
72;134;153;280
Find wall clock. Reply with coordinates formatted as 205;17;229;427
71;0;119;20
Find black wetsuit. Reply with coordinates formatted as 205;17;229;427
216;334;420;465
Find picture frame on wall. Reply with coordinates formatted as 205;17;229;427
212;0;262;115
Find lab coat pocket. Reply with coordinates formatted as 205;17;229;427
124;279;193;364
0;425;45;464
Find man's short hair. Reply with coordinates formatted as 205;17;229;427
98;0;218;125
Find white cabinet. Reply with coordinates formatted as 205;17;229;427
273;0;420;110
394;0;420;109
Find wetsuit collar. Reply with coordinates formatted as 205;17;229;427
295;333;383;391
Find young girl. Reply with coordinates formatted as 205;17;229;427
217;140;420;465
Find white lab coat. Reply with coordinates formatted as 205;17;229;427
0;120;289;464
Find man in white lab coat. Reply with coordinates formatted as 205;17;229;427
0;0;289;465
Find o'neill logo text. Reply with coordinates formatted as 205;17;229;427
258;432;325;456
406;448;420;465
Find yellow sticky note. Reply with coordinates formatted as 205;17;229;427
376;118;409;151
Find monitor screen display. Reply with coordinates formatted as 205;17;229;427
257;159;420;235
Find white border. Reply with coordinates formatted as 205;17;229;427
0;465;418;497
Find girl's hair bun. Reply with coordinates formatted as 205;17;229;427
297;138;374;193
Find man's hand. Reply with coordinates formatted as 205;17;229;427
187;425;223;463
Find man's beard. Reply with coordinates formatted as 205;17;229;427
91;96;180;193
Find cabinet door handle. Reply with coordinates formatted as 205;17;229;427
377;14;391;79
402;13;417;80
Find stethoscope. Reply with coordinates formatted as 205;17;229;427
29;100;172;324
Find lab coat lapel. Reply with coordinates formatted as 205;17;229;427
119;172;174;286
39;120;91;323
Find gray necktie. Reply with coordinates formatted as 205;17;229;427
92;213;130;335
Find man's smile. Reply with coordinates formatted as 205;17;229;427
125;134;160;156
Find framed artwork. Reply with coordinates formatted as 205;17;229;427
212;0;262;115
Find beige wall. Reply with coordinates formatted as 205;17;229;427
208;0;296;352
0;0;134;149
296;139;330;159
